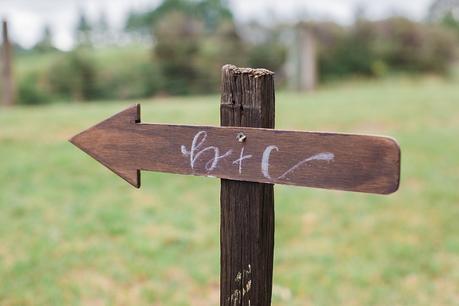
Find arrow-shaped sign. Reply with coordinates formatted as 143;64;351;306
70;104;400;194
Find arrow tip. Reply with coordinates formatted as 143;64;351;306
70;104;141;189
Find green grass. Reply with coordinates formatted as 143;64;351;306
1;77;459;306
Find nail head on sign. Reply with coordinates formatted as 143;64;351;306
237;132;247;143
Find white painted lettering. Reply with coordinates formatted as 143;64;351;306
261;145;279;179
232;147;253;175
181;131;232;172
278;152;334;180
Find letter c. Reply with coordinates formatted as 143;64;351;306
262;145;279;179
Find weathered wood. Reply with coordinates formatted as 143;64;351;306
297;25;317;91
220;65;275;306
288;24;317;92
70;64;402;305
70;104;401;194
1;19;14;106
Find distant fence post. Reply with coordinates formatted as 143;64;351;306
220;65;275;306
2;19;15;107
289;23;317;92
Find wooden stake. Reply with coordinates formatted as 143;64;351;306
1;19;14;106
291;24;317;92
220;65;275;306
299;26;317;92
70;66;401;304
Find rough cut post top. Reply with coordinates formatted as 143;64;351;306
222;64;274;77
221;65;276;129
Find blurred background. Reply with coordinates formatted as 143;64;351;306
2;0;459;102
1;0;459;305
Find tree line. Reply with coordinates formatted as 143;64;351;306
4;0;459;104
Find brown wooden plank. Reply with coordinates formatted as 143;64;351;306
1;19;15;106
70;103;401;194
220;65;275;306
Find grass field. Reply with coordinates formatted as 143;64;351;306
1;77;459;306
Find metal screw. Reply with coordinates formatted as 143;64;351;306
237;132;247;143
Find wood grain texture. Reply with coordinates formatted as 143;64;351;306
220;65;275;306
69;103;401;194
69;65;402;305
1;20;14;107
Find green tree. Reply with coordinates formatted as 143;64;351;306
245;22;287;73
128;0;244;95
75;11;92;47
126;0;191;34
126;0;233;35
441;11;459;35
48;50;97;101
34;25;56;53
195;0;233;32
94;12;111;45
154;11;203;94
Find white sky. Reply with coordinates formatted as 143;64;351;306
0;0;433;50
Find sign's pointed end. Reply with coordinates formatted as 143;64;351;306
69;104;142;189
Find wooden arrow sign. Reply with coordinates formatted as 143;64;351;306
70;104;400;194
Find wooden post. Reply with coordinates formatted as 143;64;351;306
71;69;401;304
1;19;14;106
299;25;317;92
220;65;275;306
289;24;317;92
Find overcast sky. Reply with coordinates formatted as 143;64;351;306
0;0;433;50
